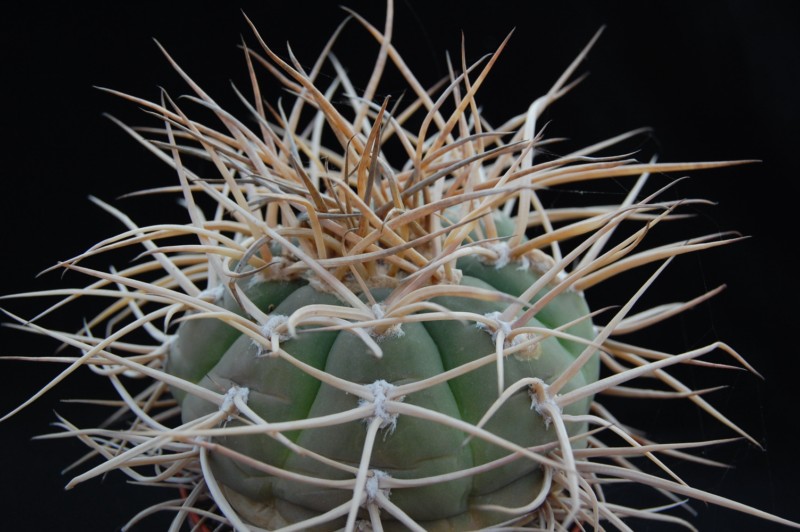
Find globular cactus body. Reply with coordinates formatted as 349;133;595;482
4;2;800;531
169;248;596;529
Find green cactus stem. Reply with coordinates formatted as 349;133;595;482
3;2;799;531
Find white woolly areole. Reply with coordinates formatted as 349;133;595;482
485;241;511;269
511;333;543;361
530;384;561;429
198;284;225;303
371;303;386;320
359;380;399;432
246;272;265;289
259;314;290;341
370;303;404;339
476;311;513;342
522;248;571;285
220;386;249;421
516;253;531;270
253;314;291;356
365;470;390;504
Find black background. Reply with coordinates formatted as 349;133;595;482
2;1;799;530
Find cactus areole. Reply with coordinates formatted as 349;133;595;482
6;2;800;531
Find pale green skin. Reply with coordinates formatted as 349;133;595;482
167;255;598;530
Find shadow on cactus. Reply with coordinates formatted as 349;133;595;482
3;3;798;531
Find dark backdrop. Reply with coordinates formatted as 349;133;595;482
2;1;798;530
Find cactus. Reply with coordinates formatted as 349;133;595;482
3;2;798;530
